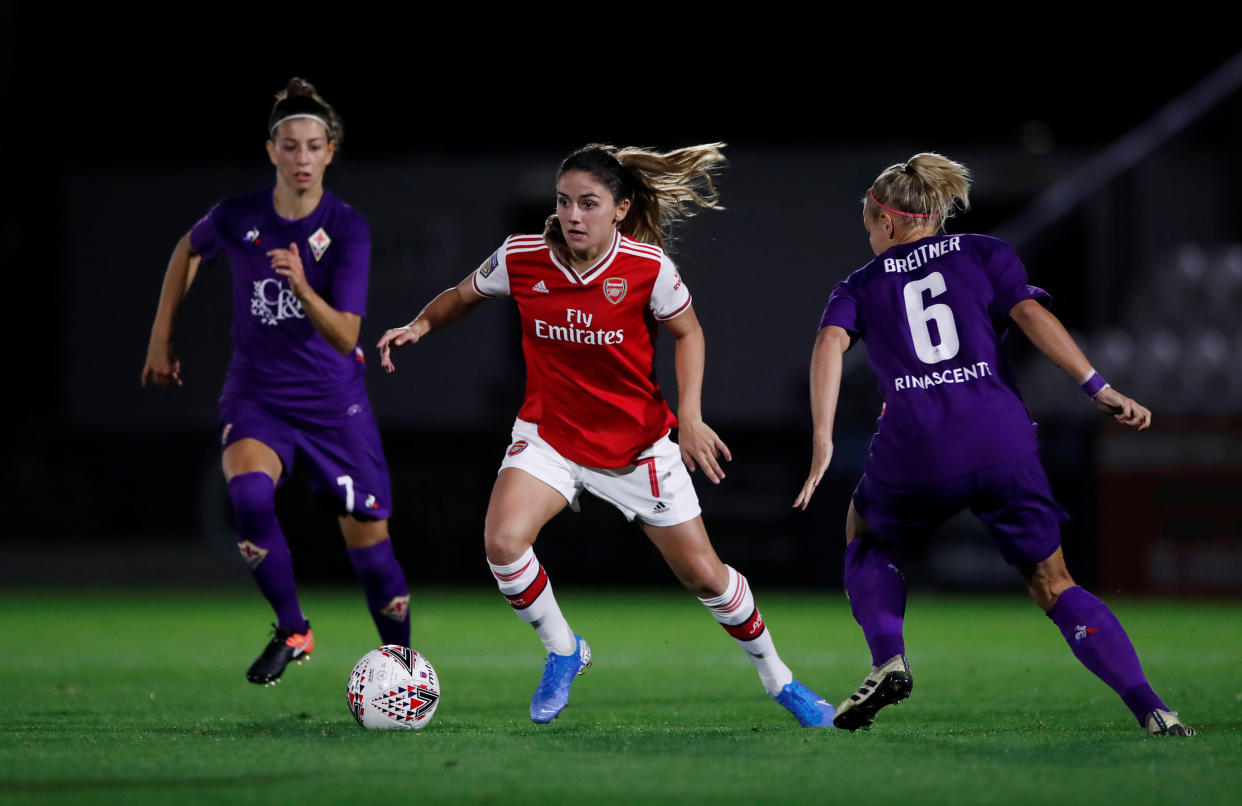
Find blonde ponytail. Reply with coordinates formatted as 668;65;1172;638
865;152;970;230
544;143;726;259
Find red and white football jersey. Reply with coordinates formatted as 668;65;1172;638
473;231;692;468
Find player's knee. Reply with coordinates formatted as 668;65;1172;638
228;472;277;530
482;521;536;565
672;558;727;597
1022;566;1075;611
341;516;389;549
845;536;898;576
678;575;720;598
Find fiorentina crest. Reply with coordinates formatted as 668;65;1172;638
381;595;410;622
237;540;268;569
308;228;331;261
603;277;627;304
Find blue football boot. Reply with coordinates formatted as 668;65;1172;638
530;634;591;723
773;678;837;727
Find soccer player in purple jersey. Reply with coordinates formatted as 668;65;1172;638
794;153;1194;737
141;78;411;686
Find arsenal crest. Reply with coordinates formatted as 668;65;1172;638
603;277;627;304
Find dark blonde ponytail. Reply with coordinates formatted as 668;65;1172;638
544;143;726;260
865;152;970;230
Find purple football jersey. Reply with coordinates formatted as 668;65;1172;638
191;188;371;423
820;234;1050;484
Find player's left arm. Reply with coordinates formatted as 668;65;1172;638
794;324;851;510
268;242;361;355
662;305;732;484
1009;298;1151;430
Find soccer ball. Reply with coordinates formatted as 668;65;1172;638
347;645;440;730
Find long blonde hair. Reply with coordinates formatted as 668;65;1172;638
865;152;971;231
544;143;726;259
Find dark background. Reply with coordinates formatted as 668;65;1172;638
3;14;1239;596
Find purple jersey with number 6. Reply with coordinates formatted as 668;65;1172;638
190;187;371;424
819;233;1050;484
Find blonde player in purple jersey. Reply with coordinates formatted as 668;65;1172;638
141;78;411;686
794;153;1193;736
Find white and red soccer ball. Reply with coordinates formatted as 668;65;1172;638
347;645;440;730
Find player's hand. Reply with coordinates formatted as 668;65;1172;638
1092;387;1152;431
376;320;429;373
677;417;731;484
141;339;182;387
269;242;310;300
793;435;833;511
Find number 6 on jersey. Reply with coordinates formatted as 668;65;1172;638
903;272;959;364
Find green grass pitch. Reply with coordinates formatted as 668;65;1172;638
1;587;1237;805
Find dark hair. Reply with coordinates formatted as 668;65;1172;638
267;77;343;146
557;145;635;204
544;143;725;258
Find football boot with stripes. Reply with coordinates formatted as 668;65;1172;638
246;622;314;685
833;653;913;731
530;634;591;723
773;679;837;727
1145;709;1196;736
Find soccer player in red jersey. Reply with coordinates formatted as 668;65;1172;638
379;144;835;726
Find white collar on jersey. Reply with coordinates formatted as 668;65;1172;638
549;230;622;285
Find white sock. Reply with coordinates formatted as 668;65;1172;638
699;565;793;696
489;548;577;656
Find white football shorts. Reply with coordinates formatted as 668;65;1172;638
498;419;701;527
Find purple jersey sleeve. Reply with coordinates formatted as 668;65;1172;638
330;214;370;317
983;238;1051;318
819;280;861;334
189;204;225;263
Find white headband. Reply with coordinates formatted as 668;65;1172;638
270;114;331;137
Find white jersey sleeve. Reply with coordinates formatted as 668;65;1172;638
471;240;512;298
650;254;692;320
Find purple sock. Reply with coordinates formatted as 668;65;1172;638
228;472;307;634
844;538;907;667
348;538;411;647
1045;586;1167;725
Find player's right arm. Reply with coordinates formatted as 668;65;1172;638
794;324;852;510
377;273;486;373
141;230;202;387
1009;298;1151;430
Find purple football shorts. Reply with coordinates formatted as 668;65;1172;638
851;449;1067;566
219;398;393;520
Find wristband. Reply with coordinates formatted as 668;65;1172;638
1080;370;1110;399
